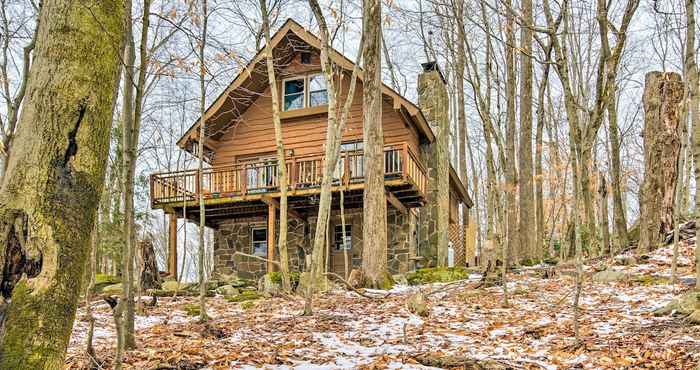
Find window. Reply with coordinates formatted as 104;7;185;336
334;224;352;250
308;74;328;107
283;78;305;111
335;141;364;180
282;74;328;111
251;227;268;256
301;52;312;64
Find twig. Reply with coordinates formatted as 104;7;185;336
425;279;483;297
323;272;389;299
234;252;280;267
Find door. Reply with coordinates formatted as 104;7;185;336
330;223;353;275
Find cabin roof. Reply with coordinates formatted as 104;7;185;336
176;18;435;153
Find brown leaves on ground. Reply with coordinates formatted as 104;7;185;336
66;243;700;369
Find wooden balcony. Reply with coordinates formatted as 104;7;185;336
150;142;427;216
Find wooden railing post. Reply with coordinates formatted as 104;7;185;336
241;167;247;195
343;151;350;185
402;143;409;180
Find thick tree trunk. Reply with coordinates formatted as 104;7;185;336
140;239;161;290
360;0;387;288
638;72;683;254
259;0;291;292
0;0;124;367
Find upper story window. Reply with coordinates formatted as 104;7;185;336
308;75;328;107
284;78;305;111
283;74;328;111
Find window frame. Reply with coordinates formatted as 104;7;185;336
281;73;328;112
307;73;328;107
251;226;268;256
334;224;352;251
282;76;306;112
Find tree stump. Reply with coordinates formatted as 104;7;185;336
639;71;683;253
140;239;161;290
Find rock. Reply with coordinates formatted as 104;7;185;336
613;255;637;266
229;276;254;288
406;267;470;285
592;270;628;283
258;274;281;295
226;290;262;303
393;274;408;286
102;283;123;295
654;290;700;316
215;285;239;296
406;291;429;317
161;280;190;292
297;272;328;293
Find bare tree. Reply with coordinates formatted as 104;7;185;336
258;0;291;292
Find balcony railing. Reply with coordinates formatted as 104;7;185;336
150;142;427;206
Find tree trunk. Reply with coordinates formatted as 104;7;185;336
259;0;291;291
685;0;700;289
598;172;611;255
360;0;387;288
504;0;519;265
306;0;363;309
639;72;683;254
0;0;124;367
140;239;161;290
607;84;629;251
518;0;535;261
197;0;209;323
535;46;552;259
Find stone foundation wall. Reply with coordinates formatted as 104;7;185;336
212;207;418;278
212;216;307;280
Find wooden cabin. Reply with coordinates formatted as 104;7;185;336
150;19;473;280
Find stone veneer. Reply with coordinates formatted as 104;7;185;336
212;208;416;279
417;63;450;267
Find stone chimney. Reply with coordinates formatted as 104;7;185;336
417;62;450;267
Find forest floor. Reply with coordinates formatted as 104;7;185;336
66;241;700;370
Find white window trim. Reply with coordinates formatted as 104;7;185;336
281;73;327;111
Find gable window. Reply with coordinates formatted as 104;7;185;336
282;74;328;111
334;224;352;250
251;227;268;256
283;78;305;111
308;74;328;107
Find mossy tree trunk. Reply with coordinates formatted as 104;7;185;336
0;0;125;368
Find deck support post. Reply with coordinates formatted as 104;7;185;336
267;203;276;273
168;212;178;280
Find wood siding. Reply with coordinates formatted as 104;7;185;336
210;52;420;166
